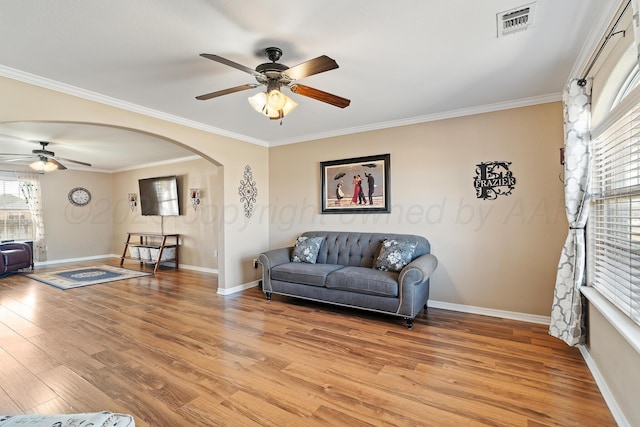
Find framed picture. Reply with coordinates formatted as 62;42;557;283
321;153;390;214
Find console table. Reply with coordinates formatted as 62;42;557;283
120;232;179;274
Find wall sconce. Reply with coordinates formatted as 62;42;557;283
190;188;201;210
128;193;137;211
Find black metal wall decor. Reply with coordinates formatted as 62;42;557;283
238;165;258;218
473;161;516;200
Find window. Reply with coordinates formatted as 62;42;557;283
589;103;640;326
611;63;640;109
0;179;33;241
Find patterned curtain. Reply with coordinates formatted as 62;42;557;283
549;79;592;346
16;172;47;262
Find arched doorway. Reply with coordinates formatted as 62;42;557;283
0;121;223;274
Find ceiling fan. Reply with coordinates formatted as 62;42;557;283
0;141;92;171
196;47;351;120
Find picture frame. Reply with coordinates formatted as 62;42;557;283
321;153;390;214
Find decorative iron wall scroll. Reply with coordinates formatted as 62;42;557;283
238;165;258;218
473;161;516;200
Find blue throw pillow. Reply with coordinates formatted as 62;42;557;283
291;236;325;264
374;239;418;272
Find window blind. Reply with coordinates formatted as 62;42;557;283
590;103;640;326
0;179;33;241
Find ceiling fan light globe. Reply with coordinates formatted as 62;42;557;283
29;160;45;171
266;89;287;110
248;92;267;114
30;158;58;172
43;161;59;172
248;91;297;119
282;97;298;115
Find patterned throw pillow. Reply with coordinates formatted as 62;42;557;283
373;239;418;272
291;236;325;264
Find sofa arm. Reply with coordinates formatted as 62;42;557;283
258;247;292;293
0;242;32;272
396;253;438;318
400;253;438;284
0;242;32;254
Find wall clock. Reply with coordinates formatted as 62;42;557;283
68;187;92;207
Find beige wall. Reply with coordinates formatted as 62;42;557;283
0;76;270;289
587;304;640;426
111;158;220;270
23;158;220;270
1;74;568;312
40;169;113;260
269;103;567;315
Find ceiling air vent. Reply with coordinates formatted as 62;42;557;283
497;2;536;38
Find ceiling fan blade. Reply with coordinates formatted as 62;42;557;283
56;157;92;167
4;157;34;162
199;54;261;77
290;84;351;108
47;158;67;171
0;134;32;144
284;55;339;80
0;152;30;156
196;84;259;101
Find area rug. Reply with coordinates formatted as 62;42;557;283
26;264;151;290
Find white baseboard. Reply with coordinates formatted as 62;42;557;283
214;286;551;325
427;300;551;325
31;260;547;325
173;264;218;274
578;345;630;427
34;254;114;266
217;280;260;296
34;254;218;274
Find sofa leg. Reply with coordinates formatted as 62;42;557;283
405;318;413;329
265;292;271;301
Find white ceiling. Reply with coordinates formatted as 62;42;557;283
0;0;619;171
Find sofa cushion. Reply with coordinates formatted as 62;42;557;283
301;231;430;268
272;263;344;287
291;236;325;264
325;266;399;297
373;239;418;272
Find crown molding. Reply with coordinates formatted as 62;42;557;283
568;0;627;83
112;155;201;173
1;64;562;149
269;93;562;146
0;65;269;147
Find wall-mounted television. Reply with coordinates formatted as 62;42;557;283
138;175;181;216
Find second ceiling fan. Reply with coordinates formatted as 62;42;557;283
196;47;351;120
0;141;91;172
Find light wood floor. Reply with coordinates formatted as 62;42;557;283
0;260;615;426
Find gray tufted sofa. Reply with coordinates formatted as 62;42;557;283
258;231;438;328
